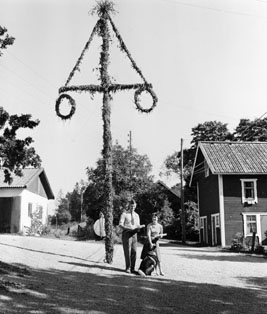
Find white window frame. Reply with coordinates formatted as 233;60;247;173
199;216;208;243
211;213;220;246
242;212;267;244
240;179;258;205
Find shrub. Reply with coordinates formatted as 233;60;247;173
230;232;245;252
254;245;265;255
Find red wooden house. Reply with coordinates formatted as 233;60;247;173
190;141;267;247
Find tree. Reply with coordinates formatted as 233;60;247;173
0;107;41;183
51;191;71;225
67;182;87;222
84;143;154;224
162;121;232;185
0;26;15;57
0;28;40;183
234;117;267;141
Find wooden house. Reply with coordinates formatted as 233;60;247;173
0;168;54;234
190;141;267;247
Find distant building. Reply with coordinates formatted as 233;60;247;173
0;168;54;234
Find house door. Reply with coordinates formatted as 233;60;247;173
211;214;221;246
200;216;208;244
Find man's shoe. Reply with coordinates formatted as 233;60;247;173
126;269;131;274
131;269;138;275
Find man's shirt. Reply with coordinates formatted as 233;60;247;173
119;211;140;229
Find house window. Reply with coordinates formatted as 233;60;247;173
28;203;33;218
240;179;258;204
243;213;267;244
245;215;257;234
36;205;43;219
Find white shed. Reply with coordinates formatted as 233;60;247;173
0;168;54;234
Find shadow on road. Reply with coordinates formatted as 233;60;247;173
175;252;267;263
0;242;89;262
0;262;267;314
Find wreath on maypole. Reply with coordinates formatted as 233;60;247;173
55;0;158;119
55;94;76;120
134;86;157;113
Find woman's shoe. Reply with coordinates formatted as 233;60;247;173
138;269;146;277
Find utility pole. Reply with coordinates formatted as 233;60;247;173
80;187;84;222
128;130;132;187
180;138;186;244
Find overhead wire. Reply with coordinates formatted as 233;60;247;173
0;52;103;143
5;50;58;90
158;0;267;21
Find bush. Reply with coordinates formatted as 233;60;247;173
230;232;245;252
254;245;265;255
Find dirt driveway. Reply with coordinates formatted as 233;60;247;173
0;234;266;314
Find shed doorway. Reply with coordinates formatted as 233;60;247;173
0;198;12;233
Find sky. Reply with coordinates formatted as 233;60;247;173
1;0;267;199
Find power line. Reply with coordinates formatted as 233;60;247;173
0;63;56;102
158;0;267;21
6;50;58;90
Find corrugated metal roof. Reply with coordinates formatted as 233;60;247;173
199;141;267;174
0;168;43;188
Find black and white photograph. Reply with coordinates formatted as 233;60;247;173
0;0;267;313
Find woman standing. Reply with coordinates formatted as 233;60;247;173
146;212;165;276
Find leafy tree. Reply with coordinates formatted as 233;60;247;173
190;121;232;149
162;121;232;185
0;26;15;56
157;199;175;226
0;29;40;183
184;201;199;240
234;117;267;141
67;181;88;222
51;191;71;225
0;107;41;183
84;143;154;224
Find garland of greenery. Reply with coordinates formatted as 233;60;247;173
59;83;152;94
55;94;76;120
107;15;149;85
65;21;100;87
134;86;158;113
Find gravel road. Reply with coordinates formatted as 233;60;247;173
0;234;266;314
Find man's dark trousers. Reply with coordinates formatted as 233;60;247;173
122;230;137;271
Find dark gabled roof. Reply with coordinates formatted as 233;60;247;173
195;141;267;175
157;180;180;198
0;167;54;199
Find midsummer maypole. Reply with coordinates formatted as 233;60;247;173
55;0;157;263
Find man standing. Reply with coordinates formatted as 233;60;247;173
119;199;144;274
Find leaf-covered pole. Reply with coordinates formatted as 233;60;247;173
99;8;114;263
